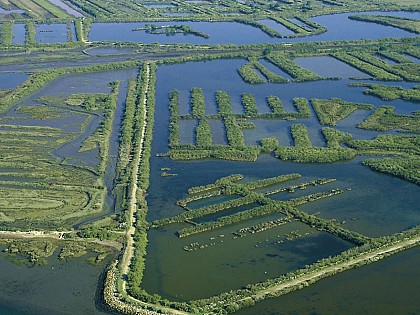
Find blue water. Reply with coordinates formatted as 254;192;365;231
0;73;27;89
258;19;294;36
88;11;419;44
12;24;25;45
36;24;68;44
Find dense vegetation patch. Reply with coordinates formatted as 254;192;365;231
358;106;420;133
311;98;373;126
349;83;420;102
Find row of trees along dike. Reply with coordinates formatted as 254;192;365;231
89;81;119;175
216;90;245;148
114;76;139;224
153;173;301;226
176;188;355;239
347;134;420;156
346;51;420;82
0;21;13;46
190;88;213;146
348;14;420;34
265;52;321;81
265;96;311;120
180;92;311;120
357;106;420;133
0;19;86;48
241;93;258;116
270;16;310;36
167;90;376;162
167;89;261;161
376;51;416;64
189;226;419;314
237;59;289;84
330;52;418;81
168;89;180;148
362;158;420;185
123;62;161;306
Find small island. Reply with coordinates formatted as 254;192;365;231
133;23;209;38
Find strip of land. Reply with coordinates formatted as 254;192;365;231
120;62;150;287
254;236;419;299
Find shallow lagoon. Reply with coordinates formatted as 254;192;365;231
88;11;418;45
142;58;420;302
144;221;353;300
235;248;420;315
0;249;114;315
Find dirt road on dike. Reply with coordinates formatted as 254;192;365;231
120;63;150;287
252;236;419;299
114;62;189;315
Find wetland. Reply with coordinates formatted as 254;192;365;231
0;1;419;314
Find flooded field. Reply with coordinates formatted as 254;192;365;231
140;56;420;302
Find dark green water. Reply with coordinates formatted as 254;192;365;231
144;221;353;301
235;248;420;315
0;250;114;315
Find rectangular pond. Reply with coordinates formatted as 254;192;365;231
12;23;25;45
35;24;68;44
